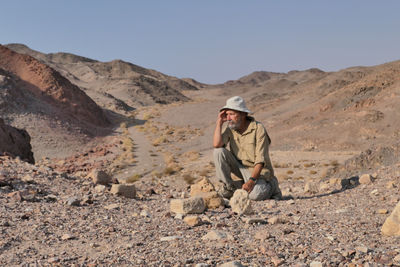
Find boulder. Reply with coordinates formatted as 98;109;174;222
183;215;202;227
110;184;136;199
229;189;253;215
381;201;400;236
190;178;215;195
0;118;34;164
190;178;224;209
170;197;205;214
86;169;111;185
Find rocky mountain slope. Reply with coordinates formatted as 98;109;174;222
6;43;203;112
215;61;400;152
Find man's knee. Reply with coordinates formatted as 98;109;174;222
249;181;273;201
213;147;227;157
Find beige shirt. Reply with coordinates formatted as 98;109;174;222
221;117;274;178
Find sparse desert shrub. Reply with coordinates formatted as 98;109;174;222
294;176;304;180
276;173;290;181
143;113;154;120
151;170;162;178
182;150;200;161
303;163;315;168
330;160;339;167
286;170;294;175
120;122;127;129
183;173;196;184
199;169;209;177
320;169;329;179
126;173;142;183
152;136;168;146
293;164;301;168
309;170;317;175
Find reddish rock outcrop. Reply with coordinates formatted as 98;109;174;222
0;45;109;127
0;118;34;163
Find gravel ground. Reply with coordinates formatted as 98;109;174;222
0;153;399;266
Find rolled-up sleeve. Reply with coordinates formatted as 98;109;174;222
254;125;270;166
221;127;231;146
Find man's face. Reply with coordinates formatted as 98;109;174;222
226;110;244;130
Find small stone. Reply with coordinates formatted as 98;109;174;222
66;197;80;206
21;174;34;183
359;174;373;184
170;197;206;214
254;231;272;241
243;217;267;224
201;230;234;241
110;184;136;198
195;264;210;267
174;213;184;220
104;203;119;210
217;261;244;267
386;181;396;189
229;189;253;215
47;257;59;263
271;257;285;266
378;209;388;214
94;184;106;193
370;189;379;195
184;215;202;226
86;169;112;185
355;246;369;253
160;235;182;241
61;234;74;240
267;216;283;225
304;181;319;194
309;261;323;267
393;254;400;264
140;210;151;217
287;199;295;205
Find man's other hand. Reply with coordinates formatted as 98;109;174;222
242;179;255;193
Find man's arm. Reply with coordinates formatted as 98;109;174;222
242;163;264;193
213;110;227;148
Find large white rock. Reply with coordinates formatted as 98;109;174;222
229;189;253;215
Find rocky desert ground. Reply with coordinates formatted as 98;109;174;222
0;44;399;266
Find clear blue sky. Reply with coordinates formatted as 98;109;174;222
1;1;399;84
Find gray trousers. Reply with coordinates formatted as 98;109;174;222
213;148;273;201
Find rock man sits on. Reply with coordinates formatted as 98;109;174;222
213;96;282;200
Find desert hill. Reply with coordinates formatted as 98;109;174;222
0;45;112;159
208;61;400;152
6;43;200;112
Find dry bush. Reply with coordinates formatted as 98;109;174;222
152;136;168;146
126;173;142;183
182;150;201;162
183;173;196;184
309;170;318;175
286;170;294;175
303;163;315;168
320;169;329;179
293;164;301;168
330;160;339;167
199;168;209;177
294;176;304;180
151;170;162;179
276;173;290;181
163;163;182;175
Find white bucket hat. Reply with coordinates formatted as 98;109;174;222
220;96;252;114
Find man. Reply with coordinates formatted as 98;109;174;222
213;96;281;201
